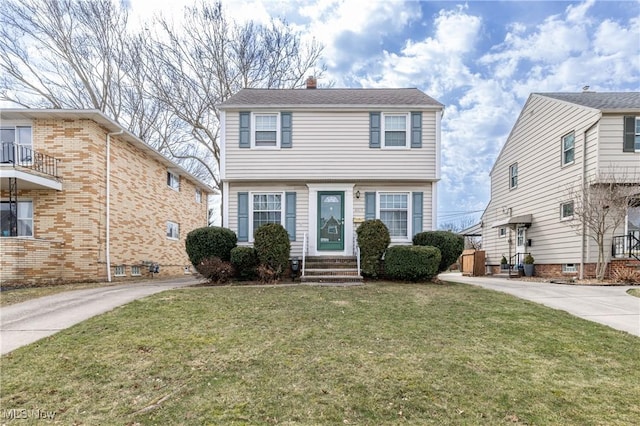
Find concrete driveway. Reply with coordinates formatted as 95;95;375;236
440;272;640;337
1;277;201;355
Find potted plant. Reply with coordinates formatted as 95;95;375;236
500;255;508;271
523;254;535;277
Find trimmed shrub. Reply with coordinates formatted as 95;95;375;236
253;223;290;279
384;245;441;282
356;219;391;278
185;226;237;266
196;257;234;284
257;264;279;284
413;231;464;273
230;246;259;281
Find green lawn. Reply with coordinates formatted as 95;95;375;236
628;288;640;298
1;282;639;425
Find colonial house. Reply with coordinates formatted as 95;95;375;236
481;92;640;279
0;109;214;285
218;78;444;280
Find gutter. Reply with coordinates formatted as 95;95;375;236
105;129;123;282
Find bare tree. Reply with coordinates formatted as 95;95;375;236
566;172;639;280
144;1;325;191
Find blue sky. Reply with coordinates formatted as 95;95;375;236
133;0;640;227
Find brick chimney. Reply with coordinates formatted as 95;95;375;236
306;75;317;89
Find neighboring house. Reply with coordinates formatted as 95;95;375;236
0;109;214;285
218;78;443;273
481;92;640;279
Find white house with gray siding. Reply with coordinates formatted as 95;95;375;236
481;92;640;279
219;79;444;267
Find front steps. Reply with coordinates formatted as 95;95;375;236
301;256;363;283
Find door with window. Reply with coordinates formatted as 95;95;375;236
516;226;526;265
318;192;344;251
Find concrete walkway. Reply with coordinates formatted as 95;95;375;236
0;277;201;355
439;272;640;337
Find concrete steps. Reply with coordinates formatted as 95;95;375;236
301;256;363;283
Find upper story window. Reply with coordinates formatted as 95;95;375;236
195;188;202;203
509;163;518;189
167;171;180;191
254;113;278;147
379;192;410;240
383;114;408;147
562;132;575;166
560;201;574;220
623;116;640;152
166;221;179;239
1;126;32;162
0;200;33;237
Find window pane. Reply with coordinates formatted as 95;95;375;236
1;128;15;144
256;115;277;131
564;149;574;164
255;131;277;146
380;194;408;237
17;127;32;147
385;131;406;146
385;115;406;130
252;193;282;231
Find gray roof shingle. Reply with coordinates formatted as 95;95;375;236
537;92;640;110
219;88;444;109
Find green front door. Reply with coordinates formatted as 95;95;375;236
318;191;344;251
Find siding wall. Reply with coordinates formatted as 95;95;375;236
227;181;433;257
482;95;602;267
224;110;438;181
596;114;640;177
1;118;209;284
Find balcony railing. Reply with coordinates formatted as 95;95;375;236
612;231;640;261
1;143;60;179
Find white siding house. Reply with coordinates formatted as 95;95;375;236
481;92;640;279
219;81;444;265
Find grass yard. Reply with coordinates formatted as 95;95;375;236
1;282;639;425
628;288;640;298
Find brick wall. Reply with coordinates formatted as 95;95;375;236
1;117;209;285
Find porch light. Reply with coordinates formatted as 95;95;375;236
355;190;361;199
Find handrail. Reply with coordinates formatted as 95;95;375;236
302;232;308;277
353;230;361;276
0;142;60;179
612;232;640;261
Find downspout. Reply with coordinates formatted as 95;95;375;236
105;129;124;282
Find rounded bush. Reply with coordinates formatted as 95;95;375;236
195;256;234;284
356;219;391;278
253;223;290;278
412;231;464;273
384;245;441;281
230;246;259;281
185;226;237;266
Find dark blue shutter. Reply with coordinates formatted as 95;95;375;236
412;192;423;236
285;192;296;241
365;192;376;220
237;192;249;242
370;113;381;148
239;112;250;148
623;116;635;152
281;112;292;148
411;112;422;148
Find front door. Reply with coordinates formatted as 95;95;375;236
318;191;344;251
516;226;526;264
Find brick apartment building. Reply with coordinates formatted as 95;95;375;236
0;109;214;285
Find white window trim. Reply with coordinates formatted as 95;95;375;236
248;191;285;242
561;131;575;167
114;265;126;277
381;112;410;149
195;188;202;203
509;163;518;189
251;112;281;149
562;264;577;273
635;117;640;152
167;221;179;240
498;227;507;238
560;201;574;221
376;191;412;242
131;265;141;276
167;171;180;191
